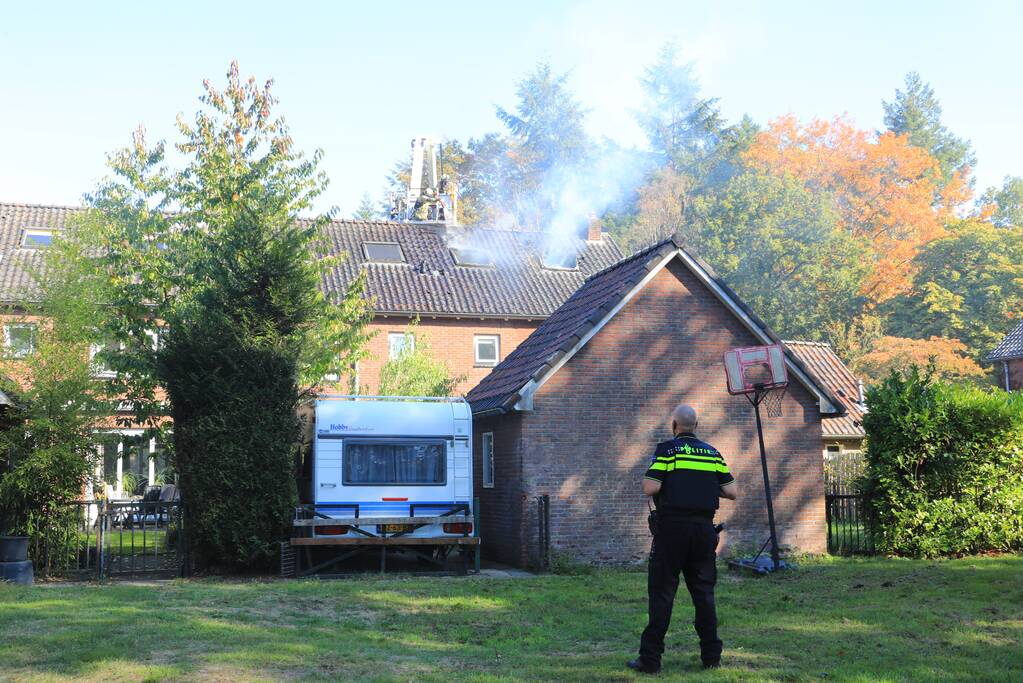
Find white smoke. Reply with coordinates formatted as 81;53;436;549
445;143;650;269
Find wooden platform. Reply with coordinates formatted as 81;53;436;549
290;536;480;546
293;515;471;527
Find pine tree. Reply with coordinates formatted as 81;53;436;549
352;193;379;221
883;72;976;190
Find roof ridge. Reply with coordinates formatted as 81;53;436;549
0;201;81;210
782;339;833;348
582;236;677;284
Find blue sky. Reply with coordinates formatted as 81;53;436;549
1;0;1020;216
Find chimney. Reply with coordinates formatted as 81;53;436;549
587;213;602;241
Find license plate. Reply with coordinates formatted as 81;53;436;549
381;524;413;533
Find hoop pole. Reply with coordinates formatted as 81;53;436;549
752;389;782;570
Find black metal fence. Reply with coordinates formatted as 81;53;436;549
823;452;876;555
28;497;183;579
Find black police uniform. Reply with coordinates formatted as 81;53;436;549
636;431;734;670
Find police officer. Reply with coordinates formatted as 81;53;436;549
628;404;737;674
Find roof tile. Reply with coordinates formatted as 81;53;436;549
987;321;1023;361
0;202;623;316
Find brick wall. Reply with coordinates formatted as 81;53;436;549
487;260;826;568
359;317;538;395
472;413;530;567
1008;359;1023;391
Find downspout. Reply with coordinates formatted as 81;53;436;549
1005;361;1011;392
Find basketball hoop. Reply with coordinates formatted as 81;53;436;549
722;344;792;573
724;344;788;395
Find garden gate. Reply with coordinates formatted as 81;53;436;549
30;498;185;579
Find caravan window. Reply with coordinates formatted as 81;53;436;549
343;439;446;486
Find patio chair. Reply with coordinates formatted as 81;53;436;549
127;486;163;528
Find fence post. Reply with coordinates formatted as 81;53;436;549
98;499;106;580
472;496;481;573
535;495;550;572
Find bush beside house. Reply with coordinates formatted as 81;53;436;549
863;366;1023;557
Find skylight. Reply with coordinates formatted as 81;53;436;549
451;247;494;267
363;242;405;263
21;229;55;248
541;250;578;270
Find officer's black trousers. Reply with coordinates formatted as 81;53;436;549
638;519;722;667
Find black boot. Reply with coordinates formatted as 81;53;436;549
626;658;661;674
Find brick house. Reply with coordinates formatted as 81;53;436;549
0;201;621;493
316;214;622;393
784;340;866;456
987;321;1023;391
465;236;844;568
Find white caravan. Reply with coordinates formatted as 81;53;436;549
310;396;473;538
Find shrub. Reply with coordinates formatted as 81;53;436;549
378;321;464;397
862;365;1023;557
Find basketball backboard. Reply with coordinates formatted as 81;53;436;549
724;344;788;395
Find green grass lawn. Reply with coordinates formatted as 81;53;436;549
1;555;1021;682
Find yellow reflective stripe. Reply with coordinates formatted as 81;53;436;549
674;460;730;474
648;461;669;471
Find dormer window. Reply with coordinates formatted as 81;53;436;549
541;250;578;270
21;229;55;248
451;247;494;267
363;242;405;263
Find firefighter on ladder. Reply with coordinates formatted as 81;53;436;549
628;404;738;674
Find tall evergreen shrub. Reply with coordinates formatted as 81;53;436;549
863;366;1023;557
82;63;372;570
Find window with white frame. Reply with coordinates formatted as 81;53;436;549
21;228;55;249
482;432;495;488
474;334;500;367
3;323;36;358
388;332;414;360
90;341;119;378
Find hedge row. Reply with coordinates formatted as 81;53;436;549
862;367;1023;557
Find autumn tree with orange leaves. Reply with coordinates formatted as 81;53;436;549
742;115;970;303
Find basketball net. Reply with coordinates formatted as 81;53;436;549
763;385;786;418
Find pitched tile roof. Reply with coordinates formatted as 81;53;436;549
987;320;1023;361
783;340;866;440
466;235;846;417
0;203;77;303
0;202;623;317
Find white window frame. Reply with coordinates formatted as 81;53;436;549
3;323;36;358
482;432;495;488
90;341;119;378
20;228;55;249
474;334;500;367
388;331;414;360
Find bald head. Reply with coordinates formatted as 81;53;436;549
671;404;698;436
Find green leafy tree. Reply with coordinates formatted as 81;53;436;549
980;176;1023;229
0;221;115;560
84;63;373;570
884;218;1023;361
883;72;976;191
681;171;871;339
378;321;464;397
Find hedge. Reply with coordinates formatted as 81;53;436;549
862;366;1023;557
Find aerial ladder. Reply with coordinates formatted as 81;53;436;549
390;137;457;223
